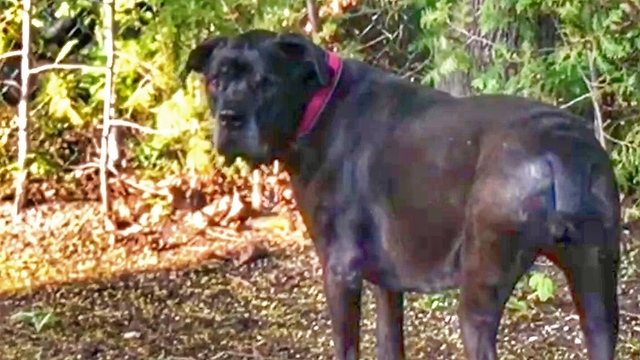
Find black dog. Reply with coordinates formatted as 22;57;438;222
183;29;621;360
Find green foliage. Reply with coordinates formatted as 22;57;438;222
415;0;640;196
1;0;639;200
10;309;60;333
504;270;557;318
417;289;459;312
0;0;311;183
415;269;557;316
527;271;556;302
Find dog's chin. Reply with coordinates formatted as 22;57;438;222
219;150;271;168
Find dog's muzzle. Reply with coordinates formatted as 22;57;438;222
217;109;245;130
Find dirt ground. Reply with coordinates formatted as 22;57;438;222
1;200;639;360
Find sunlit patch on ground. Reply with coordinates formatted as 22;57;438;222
0;202;639;359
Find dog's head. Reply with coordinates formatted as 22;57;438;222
182;29;332;166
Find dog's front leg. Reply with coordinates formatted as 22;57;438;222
374;286;405;360
316;203;365;360
322;245;363;360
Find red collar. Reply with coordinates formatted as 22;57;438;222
296;52;343;138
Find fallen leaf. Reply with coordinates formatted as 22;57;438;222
235;242;269;266
245;215;292;232
221;190;244;225
251;169;262;211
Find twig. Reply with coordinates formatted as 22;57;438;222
71;160;170;196
554;20;607;149
30;63;105;74
603;131;637;148
401;58;431;80
100;0;116;227
110;176;169;196
12;0;32;222
559;93;592;109
355;34;388;52
71;159;120;176
621;310;640;319
586;51;606;150
205;228;243;242
0;50;21;61
447;21;498;49
0;79;20;89
305;0;319;34
108;119;185;135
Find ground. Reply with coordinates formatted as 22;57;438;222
0;198;639;360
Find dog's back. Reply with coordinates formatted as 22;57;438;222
324;59;619;293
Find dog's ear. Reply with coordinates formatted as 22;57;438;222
273;32;330;86
180;36;228;84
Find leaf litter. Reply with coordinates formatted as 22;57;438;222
0;163;638;359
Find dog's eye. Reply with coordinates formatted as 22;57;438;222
207;78;218;93
253;75;268;89
259;74;278;88
229;118;243;129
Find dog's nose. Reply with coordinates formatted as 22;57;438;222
218;109;244;129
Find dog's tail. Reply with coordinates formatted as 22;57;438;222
543;149;619;243
546;211;580;241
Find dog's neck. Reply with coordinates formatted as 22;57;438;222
296;51;343;138
279;52;353;191
283;51;346;184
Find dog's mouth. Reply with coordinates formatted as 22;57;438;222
221;153;262;169
217;143;271;168
222;152;247;166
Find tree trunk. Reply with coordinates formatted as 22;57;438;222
435;0;557;97
13;0;32;221
100;0;116;228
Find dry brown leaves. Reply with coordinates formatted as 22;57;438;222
105;161;310;265
321;0;360;17
0;161;311;294
109;161;300;233
303;0;361;34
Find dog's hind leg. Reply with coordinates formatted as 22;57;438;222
458;215;536;360
374;286;405;360
549;222;620;360
543;152;620;359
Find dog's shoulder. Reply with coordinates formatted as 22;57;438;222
336;60;454;122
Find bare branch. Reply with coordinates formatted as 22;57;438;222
12;0;32;222
31;63;105;74
355;35;388;52
305;0;319;34
0;50;21;61
579;51;606;150
555;22;608;150
603;131;637;148
559;93;592;109
447;21;498;49
99;0;117;228
2;54;105;75
108;119;185;136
